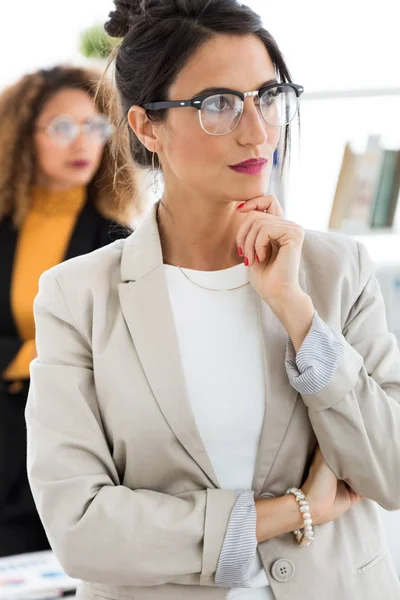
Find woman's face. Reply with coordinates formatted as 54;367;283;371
33;88;106;190
153;34;282;204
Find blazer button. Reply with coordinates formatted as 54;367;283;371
271;559;295;583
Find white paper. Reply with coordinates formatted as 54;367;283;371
0;551;78;600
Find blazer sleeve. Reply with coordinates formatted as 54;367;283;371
302;241;400;510
26;269;236;587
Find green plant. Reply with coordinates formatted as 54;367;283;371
79;24;120;59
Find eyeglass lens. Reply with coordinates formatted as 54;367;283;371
200;86;298;135
47;115;114;145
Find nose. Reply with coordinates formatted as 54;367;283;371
236;97;269;147
70;128;89;151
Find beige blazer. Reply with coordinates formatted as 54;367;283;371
26;203;400;600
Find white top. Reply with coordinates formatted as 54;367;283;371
164;263;274;599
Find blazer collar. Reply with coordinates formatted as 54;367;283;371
120;202;163;282
120;201;308;287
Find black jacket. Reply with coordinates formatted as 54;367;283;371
0;201;131;374
0;201;131;557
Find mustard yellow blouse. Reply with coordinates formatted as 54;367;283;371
3;186;86;381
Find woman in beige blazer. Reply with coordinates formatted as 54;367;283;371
26;1;400;599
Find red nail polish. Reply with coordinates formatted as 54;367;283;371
256;254;260;262
237;246;243;257
244;256;249;266
237;202;245;210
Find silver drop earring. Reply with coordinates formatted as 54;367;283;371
151;151;161;199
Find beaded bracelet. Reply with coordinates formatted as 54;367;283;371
285;487;314;547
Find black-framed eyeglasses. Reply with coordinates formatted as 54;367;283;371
143;82;304;136
35;114;114;146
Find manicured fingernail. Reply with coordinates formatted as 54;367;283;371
237;246;243;257
237;202;245;210
244;256;249;266
256;254;260;262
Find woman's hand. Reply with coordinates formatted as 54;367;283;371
254;448;362;544
302;447;363;526
236;195;305;304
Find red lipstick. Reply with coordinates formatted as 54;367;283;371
68;160;91;169
228;158;268;175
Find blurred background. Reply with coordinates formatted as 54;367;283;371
0;0;399;596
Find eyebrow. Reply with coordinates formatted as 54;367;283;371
194;78;279;97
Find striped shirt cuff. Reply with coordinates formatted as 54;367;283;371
215;490;257;588
285;312;345;395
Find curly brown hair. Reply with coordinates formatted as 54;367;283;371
0;65;139;227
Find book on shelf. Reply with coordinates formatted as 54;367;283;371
371;149;400;229
329;135;400;234
328;142;360;230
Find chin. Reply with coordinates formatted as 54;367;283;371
64;171;95;187
231;181;269;202
224;172;270;201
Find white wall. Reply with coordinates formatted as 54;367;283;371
0;0;113;88
247;0;400;230
248;0;400;92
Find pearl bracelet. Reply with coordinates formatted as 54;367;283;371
285;487;314;547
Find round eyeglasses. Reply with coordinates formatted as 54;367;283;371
36;114;114;146
144;83;304;136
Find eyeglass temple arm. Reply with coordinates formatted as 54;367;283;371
145;99;201;111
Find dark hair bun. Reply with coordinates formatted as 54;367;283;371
105;0;205;38
105;0;144;38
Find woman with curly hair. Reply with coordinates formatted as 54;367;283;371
0;65;134;557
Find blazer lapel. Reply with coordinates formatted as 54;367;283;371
118;205;219;488
252;265;308;496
